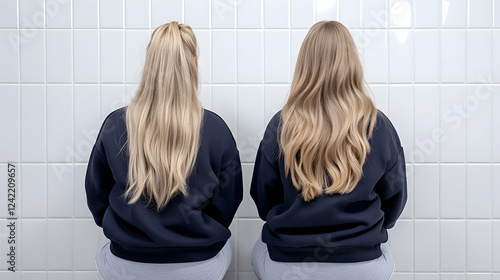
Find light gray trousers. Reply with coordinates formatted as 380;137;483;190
96;241;232;280
251;238;394;280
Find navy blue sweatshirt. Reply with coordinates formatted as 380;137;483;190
250;111;407;263
85;107;243;263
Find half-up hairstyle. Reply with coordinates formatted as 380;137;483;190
125;22;203;211
280;21;377;202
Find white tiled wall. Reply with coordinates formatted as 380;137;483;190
0;0;499;279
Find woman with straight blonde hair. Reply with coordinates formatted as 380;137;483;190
250;21;407;280
85;22;242;280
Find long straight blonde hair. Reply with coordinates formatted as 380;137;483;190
280;21;377;202
125;22;203;211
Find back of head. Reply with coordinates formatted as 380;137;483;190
125;21;203;211
280;21;377;201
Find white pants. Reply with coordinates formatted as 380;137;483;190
251;238;394;280
96;241;232;280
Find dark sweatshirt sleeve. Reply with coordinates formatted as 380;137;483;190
374;148;407;229
85;131;115;228
209;152;243;228
201;129;243;229
250;141;284;221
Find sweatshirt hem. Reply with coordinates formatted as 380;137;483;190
109;240;226;263
267;243;382;263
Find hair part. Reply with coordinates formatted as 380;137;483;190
280;21;377;202
125;21;203;211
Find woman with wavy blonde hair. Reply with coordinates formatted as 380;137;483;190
85;22;242;280
251;21;407;280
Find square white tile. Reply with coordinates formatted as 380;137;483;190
99;0;123;28
468;0;493;27
467;220;492;271
100;30;124;83
466;165;492;219
212;0;235;28
74;30;99;83
389;0;413;28
20;0;44;28
212;30;236;83
415;0;440;28
0;85;20;163
440;164;466;218
45;0;71;28
21;164;47;218
414;220;439;272
466;85;493;162
21;219;47;270
74;0;98;28
237;86;264;163
467;30;492;83
212;85;237;135
0;31;19;82
47;85;73;162
47;220;73;270
493;220;500;271
441;0;467;27
21;85;45;162
125;0;149;28
46;30;72;83
0;0;18;28
494;165;500;218
264;30;290;83
20;29;44;83
363;0;387;28
414;86;440;162
414;164;439;218
414;30;439;83
441;30;466;83
237;30;263;83
495;31;500;83
237;0;261;28
48;164;74;218
440;85;467;162
389;29;414;83
440;220;466;271
264;0;288;28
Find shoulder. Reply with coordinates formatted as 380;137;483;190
97;106;127;139
371;110;404;163
202;109;236;145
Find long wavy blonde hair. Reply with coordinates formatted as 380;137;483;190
125;22;203;211
280;21;377;202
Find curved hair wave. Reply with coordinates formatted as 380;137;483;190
125;22;203;211
280;21;377;202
